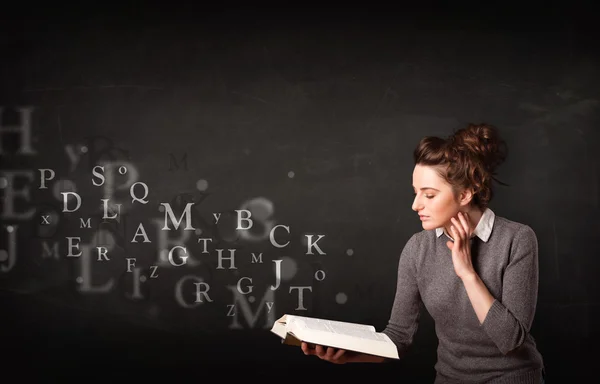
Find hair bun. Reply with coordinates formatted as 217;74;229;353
449;123;507;174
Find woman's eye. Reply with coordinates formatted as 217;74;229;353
425;195;434;199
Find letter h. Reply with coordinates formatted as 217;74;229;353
0;107;36;155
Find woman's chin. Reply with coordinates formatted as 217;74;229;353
420;221;437;230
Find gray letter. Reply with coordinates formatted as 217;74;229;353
161;203;195;230
197;237;212;253
175;275;209;308
0;171;35;220
216;249;236;269
127;267;144;300
131;223;151;243
236;277;253;295
168;245;188;266
0;107;36;155
289;286;312;310
126;258;136;272
67;237;82;257
96;246;109;261
41;240;59;259
226;287;275;329
92;165;105;186
64;145;82;173
62;192;81;213
101;199;120;219
269;224;290;248
235;209;252;230
194;281;213;303
271;259;282;291
38;169;55;189
169;152;188;171
77;244;115;293
305;234;326;255
1;225;17;273
130;182;149;204
153;218;198;267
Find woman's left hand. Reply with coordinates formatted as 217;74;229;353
446;212;477;280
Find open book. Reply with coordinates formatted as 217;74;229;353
270;314;399;359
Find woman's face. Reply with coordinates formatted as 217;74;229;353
412;164;463;231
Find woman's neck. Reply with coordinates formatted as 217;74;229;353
444;207;484;238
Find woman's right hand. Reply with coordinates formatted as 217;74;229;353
301;342;349;364
301;342;386;364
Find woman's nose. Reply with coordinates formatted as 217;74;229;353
412;196;421;212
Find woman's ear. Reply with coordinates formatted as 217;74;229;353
459;188;474;207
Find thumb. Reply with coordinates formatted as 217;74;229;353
446;240;454;250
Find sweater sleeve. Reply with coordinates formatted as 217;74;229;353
381;234;422;359
481;225;540;355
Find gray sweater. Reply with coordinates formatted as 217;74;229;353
382;214;545;383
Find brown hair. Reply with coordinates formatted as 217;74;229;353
413;123;508;211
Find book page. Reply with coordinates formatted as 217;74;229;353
291;317;387;342
288;315;374;331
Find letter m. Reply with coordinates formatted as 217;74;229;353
169;152;188;171
226;287;275;329
41;241;59;259
160;203;194;230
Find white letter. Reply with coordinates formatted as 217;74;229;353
216;249;236;269
92;165;105;186
168;245;188;266
235;209;252;230
289;286;312;310
67;237;82;257
305;234;326;255
236;277;253;295
131;223;151;243
96;246;109;261
38;169;55;189
161;203;194;230
269;224;290;248
126;258;136;272
271;259;282;291
101;199;120;219
62;192;81;213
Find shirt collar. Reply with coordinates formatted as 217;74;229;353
435;208;495;242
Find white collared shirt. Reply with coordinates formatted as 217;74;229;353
435;207;495;243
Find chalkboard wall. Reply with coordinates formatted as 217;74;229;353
1;4;598;382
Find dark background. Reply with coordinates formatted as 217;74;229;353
1;2;598;382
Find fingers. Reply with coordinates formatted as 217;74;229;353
457;212;471;236
333;348;346;360
451;213;470;242
301;342;316;355
302;343;346;364
325;347;339;360
450;218;465;239
315;345;325;359
450;223;461;247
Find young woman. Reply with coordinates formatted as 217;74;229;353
301;123;546;383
